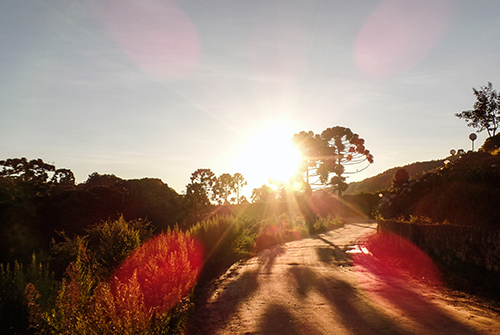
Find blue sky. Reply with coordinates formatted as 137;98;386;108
1;0;499;195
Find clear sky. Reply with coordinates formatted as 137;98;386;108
1;0;499;196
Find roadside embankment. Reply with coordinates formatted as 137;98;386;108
377;219;500;300
378;219;500;273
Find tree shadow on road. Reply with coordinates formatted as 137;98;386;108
256;303;321;335
258;245;287;273
187;246;287;334
315;235;351;266
287;266;411;334
354;250;476;334
186;266;259;335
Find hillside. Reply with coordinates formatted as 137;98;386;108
344;159;446;194
378;151;500;226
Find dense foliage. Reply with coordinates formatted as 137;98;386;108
378;151;500;226
0;161;187;265
480;133;500;154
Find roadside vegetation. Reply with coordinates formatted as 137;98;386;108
2;85;499;333
378;143;500;226
0;157;354;334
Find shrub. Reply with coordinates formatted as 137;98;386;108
480;134;500;154
253;214;309;252
392;168;409;188
312;214;345;233
27;231;202;334
86;216;154;278
0;255;59;334
47;216;154;279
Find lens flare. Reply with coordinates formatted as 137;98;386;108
98;0;200;79
111;232;203;313
353;232;442;310
354;0;453;79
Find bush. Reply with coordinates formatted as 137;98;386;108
312;214;345;233
27;231;202;334
392;168;409;188
0;255;59;334
480;134;500;154
253;214;308;251
46;215;154;279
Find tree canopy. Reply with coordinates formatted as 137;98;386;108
292;126;374;196
185;169;247;205
455;82;500;137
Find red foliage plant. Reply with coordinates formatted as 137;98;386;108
111;232;203;315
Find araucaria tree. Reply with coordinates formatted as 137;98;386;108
292;126;374;196
455;82;500;137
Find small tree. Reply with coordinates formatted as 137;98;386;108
391;168;409;188
212;173;247;205
251;185;275;203
455;82;500;137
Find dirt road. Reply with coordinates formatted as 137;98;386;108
186;223;500;334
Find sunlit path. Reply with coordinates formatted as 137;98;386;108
187;223;500;335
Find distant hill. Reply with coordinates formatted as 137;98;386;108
344;159;446;194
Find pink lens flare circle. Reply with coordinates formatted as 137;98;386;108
99;0;200;79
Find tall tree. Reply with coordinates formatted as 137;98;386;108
187;168;216;200
184;168;216;210
455;82;500;137
292;126;374;196
232;173;247;204
211;173;248;205
213;173;234;204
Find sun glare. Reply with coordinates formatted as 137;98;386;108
234;124;301;190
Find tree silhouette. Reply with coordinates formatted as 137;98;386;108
185;168;216;210
232;173;247;204
51;169;76;188
186;169;215;200
251;184;275;203
455;82;500;137
0;157;56;183
292;126;374;196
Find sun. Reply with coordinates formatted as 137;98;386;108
234;123;302;190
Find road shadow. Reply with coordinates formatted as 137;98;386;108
315;235;351;266
187;246;288;334
354;252;476;334
186;266;259;335
287;266;411;334
256;303;322;335
258;244;286;273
